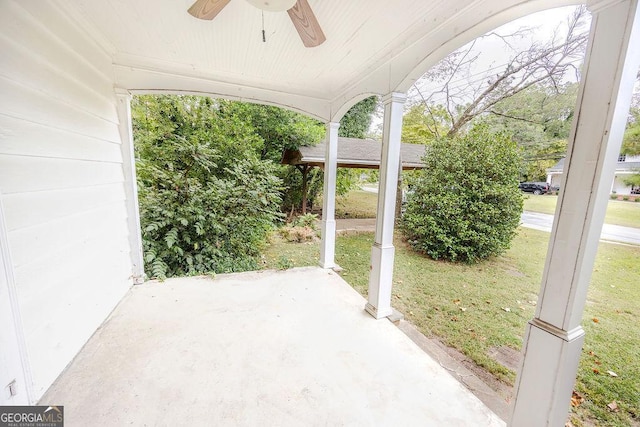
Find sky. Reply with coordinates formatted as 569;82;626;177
409;5;588;104
369;5;589;135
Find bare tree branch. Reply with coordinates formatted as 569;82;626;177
411;6;589;138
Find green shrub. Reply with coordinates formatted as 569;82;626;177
622;196;629;201
292;213;319;229
279;165;323;213
276;256;294;270
278;226;318;243
278;214;319;243
611;194;618;200
139;159;283;279
133;95;283;279
401;124;523;263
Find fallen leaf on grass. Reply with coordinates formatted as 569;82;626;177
607;401;619;412
502;307;511;312
607;370;618;377
453;299;461;305
593;368;600;374
592;317;599;323
409;311;414;316
570;391;584;407
460;307;467;312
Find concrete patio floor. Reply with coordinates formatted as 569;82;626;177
40;267;504;426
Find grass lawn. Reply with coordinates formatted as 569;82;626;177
262;229;640;426
327;189;379;219
524;195;640;229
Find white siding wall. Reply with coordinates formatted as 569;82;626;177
0;2;132;399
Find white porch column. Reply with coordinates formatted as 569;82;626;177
115;89;145;284
319;122;340;269
510;1;640;426
365;92;406;319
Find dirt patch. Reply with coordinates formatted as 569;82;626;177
488;346;522;372
506;269;526;277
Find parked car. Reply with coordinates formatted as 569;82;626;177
519;182;550;195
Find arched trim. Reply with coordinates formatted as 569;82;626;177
330;92;380;123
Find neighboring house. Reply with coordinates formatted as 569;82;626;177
547;155;640;195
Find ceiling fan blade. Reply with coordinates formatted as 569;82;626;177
188;0;231;20
287;0;326;48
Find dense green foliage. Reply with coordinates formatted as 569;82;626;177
401;103;450;145
622;107;640;156
621;107;640;190
486;83;576;181
402;83;577;182
132;95;324;278
401;124;523;262
339;96;378;139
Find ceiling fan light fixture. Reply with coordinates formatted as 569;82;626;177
245;0;297;12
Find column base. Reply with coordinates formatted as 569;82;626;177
364;303;393;320
510;319;585;427
366;243;395;319
319;219;336;269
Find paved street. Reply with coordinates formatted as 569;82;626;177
358;186;640;245
520;211;640;245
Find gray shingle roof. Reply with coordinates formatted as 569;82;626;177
282;137;426;169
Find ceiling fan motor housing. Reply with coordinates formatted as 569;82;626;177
245;0;297;12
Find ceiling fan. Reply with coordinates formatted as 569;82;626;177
187;0;326;48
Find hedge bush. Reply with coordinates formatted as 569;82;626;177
133;95;283;279
401;124;523;263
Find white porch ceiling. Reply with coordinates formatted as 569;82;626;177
58;0;578;120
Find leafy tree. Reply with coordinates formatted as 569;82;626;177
401;103;450;144
622;107;640;156
485;82;576;180
620;107;640;191
622;173;640;189
339;96;378;139
401;124;523;262
226;102;325;162
133;95;292;278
